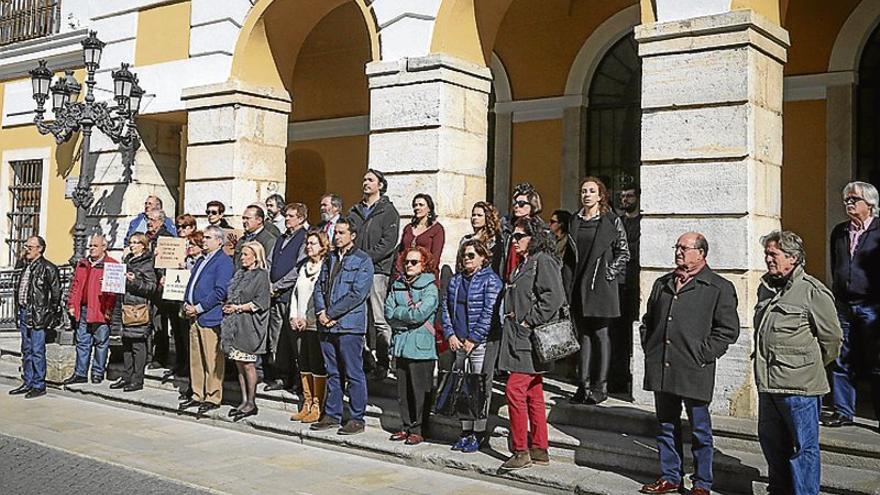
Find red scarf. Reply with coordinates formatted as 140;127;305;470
673;262;706;292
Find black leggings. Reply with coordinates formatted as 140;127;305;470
576;316;610;393
396;358;435;435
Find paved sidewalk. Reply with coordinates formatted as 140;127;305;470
0;382;530;495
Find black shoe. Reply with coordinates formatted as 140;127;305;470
569;386;587;404
263;380;286;392
585;390;607;405
368;368;388;382
178;399;201;411
310;416;341;431
8;384;31;395
197;403;220;415
178;390;193;401
24;388;46;399
109;378;127;390
821;412;854;428
338;419;365;435
233;406;258;422
161;369;175;379
147;361;164;370
91;376;103;385
228;407;242;418
63;375;87;385
123;384;143;392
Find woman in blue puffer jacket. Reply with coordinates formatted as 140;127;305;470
441;238;503;452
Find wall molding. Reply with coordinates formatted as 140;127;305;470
495;95;586;123
783;71;858;101
288;115;369;142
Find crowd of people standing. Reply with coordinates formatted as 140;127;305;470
9;168;880;492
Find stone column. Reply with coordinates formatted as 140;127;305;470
367;54;492;269
632;11;789;418
181;80;291;224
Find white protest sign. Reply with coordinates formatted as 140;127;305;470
101;262;127;294
162;269;191;302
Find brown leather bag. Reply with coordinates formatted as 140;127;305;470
122;304;150;326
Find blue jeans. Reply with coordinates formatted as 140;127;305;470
758;393;821;495
831;302;880;420
320;332;367;423
654;392;713;490
19;308;47;390
74;307;110;379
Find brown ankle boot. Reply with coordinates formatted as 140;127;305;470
290;373;313;421
301;375;325;423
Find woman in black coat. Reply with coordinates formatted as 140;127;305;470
561;177;629;405
497;217;566;472
111;233;157;392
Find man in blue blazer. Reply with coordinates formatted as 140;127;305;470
180;225;234;415
311;217;374;435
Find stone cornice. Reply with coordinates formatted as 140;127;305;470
0;29;88;82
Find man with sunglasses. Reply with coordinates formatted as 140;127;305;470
824;181;880;430
125;195;176;246
9;236;60;399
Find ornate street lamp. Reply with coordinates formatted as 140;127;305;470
28;31;143;265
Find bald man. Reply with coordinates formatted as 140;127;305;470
125;195;177;246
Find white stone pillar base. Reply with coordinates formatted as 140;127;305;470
182;80;291;224
633;10;789;418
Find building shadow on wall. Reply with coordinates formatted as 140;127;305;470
287;148;326;224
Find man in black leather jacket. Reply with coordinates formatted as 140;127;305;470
9;236;60;399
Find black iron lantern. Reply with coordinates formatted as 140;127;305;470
81;31;105;69
29;60;52;104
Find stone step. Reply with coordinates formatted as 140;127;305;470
3;355;878;495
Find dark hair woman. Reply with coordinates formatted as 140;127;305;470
562;176;629;406
441;239;503;453
497;216;566;472
111;233;157;392
500;183;544;282
395;193;445;279
384;245;439;445
220;241;271;421
288;229;330;423
461;201;504;275
549;209;571;259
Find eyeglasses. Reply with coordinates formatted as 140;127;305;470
512;232;529;242
512;200;529;208
176;224;192;230
673;245;699;253
548;218;559;225
404;259;421;267
24;245;40;250
130;241;144;246
463;252;477;260
844;196;865;205
205;209;220;215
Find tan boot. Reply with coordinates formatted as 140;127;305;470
301;375;325;423
290;373;313;421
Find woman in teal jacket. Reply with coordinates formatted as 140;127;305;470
385;246;439;445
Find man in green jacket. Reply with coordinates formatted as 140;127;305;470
754;230;842;495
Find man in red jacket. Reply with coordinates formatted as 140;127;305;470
63;234;118;385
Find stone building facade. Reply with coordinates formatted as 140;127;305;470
0;0;877;417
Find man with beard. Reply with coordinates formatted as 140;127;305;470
319;193;343;246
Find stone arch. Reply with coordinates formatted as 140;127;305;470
565;4;640;97
230;0;380;90
829;0;880;72
430;0;515;67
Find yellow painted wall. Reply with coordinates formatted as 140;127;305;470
287;135;368;224
510;120;563;218
782;99;827;281
290;2;370;122
0;76;80;266
783;0;861;75
493;0;637;99
135;0;192;67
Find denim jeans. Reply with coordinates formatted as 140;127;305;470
758;393;821;495
320;332;367;422
74;306;110;379
19;308;47;390
831;302;880;420
654;392;713;491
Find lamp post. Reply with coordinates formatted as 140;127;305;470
29;31;143;265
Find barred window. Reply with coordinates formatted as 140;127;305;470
586;33;641;193
7;159;42;265
0;0;61;47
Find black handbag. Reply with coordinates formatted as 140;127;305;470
433;355;488;419
530;305;580;363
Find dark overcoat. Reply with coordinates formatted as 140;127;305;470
497;251;566;374
640;266;740;403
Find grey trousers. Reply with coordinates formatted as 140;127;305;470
366;274;391;370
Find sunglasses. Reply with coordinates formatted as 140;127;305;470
512;200;530;208
463;252;477;260
205;209;220;215
512;232;529;242
844;196;865;205
404;259;421;267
